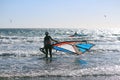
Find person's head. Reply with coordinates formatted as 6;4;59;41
45;32;49;36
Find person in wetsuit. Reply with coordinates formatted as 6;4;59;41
44;32;58;58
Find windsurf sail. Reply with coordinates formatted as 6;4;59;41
53;41;94;54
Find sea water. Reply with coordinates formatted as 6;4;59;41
0;28;120;80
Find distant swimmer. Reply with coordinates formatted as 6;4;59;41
74;32;78;35
69;32;78;37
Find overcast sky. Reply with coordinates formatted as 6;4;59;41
0;0;120;28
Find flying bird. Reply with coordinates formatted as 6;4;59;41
9;19;12;23
104;15;107;19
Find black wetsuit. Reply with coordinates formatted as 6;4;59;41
44;35;52;58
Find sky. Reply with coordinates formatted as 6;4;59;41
0;0;120;29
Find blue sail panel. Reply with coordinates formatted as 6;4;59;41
76;44;94;50
78;48;86;53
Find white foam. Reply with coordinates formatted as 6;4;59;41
0;64;120;77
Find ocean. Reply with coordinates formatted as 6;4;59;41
0;28;120;80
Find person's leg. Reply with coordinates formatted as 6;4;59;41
45;47;48;58
49;45;52;58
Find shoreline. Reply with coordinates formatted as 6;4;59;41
1;75;120;80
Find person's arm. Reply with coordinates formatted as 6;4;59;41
50;36;58;43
